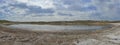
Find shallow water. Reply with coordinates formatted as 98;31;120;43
4;24;108;31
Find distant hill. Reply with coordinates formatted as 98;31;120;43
0;20;119;25
0;20;11;23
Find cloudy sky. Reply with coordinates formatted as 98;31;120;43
0;0;120;21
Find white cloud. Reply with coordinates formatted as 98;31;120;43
15;0;55;9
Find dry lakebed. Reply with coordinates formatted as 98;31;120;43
0;23;119;45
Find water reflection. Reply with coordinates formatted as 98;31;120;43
5;24;107;31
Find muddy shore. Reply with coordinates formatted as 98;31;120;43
0;23;119;45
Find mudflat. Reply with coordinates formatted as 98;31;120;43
0;23;119;45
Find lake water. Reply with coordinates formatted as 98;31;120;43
4;24;109;31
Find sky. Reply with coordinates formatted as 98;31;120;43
0;0;120;21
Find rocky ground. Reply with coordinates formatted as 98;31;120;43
0;23;119;45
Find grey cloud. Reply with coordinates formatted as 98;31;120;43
58;13;73;16
10;3;55;13
28;6;54;13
